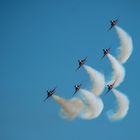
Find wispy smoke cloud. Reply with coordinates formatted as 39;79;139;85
115;26;133;64
79;89;104;120
52;95;84;120
107;89;129;121
107;54;125;88
83;65;105;96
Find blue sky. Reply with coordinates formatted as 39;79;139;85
0;0;140;140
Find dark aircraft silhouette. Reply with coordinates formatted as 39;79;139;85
105;80;116;95
108;17;119;31
44;87;57;102
73;83;82;96
76;57;87;71
101;48;110;59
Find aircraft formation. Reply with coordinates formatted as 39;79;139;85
44;17;133;121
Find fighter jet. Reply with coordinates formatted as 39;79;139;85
105;80;116;95
76;57;87;71
108;17;119;31
73;83;82;96
101;48;110;59
44;87;57;102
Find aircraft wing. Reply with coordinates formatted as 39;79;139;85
104;89;111;95
72;90;77;96
44;96;49;102
76;65;81;71
107;25;113;31
100;54;106;60
112;80;117;87
83;56;88;62
116;17;119;23
52;87;57;93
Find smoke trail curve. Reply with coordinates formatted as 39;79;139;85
83;65;105;96
79;89;104;120
115;26;133;64
107;89;129;121
107;54;125;88
52;95;84;120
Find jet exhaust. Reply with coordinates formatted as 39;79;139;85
115;26;133;64
52;95;84;120
107;89;129;121
83;65;105;96
79;89;104;120
107;54;125;88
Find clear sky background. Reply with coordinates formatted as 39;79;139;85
0;0;140;140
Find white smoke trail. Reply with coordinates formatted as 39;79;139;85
83;65;105;96
52;95;84;120
107;54;125;88
107;89;129;121
79;89;104;120
115;26;133;64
